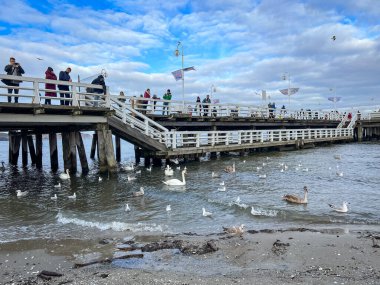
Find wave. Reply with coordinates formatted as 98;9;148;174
56;212;165;232
250;206;279;217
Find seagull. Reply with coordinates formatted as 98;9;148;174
164;165;174;176
146;165;152;172
256;166;262;171
219;181;225;186
202;207;212;217
133;187;144;197
211;172;220;178
282;186;308;204
171;158;179;165
98;177;103;182
331;35;336;41
127;175;136;181
166;205;171;211
225;163;236;173
328;201;349;213
334;155;341;160
135;170;141;174
54;183;61;188
235;196;241;204
59;169;70;180
176;166;181;170
302;168;309;172
125;203;131;212
284;165;288;170
223;224;245;235
218;186;226;192
262;162;267;166
16;190;28;197
280;168;284;173
242;160;246;163
251;206;261;216
68;193;76;199
336;170;344;176
124;164;135;171
258;174;267;179
51;194;58;200
36;57;43;60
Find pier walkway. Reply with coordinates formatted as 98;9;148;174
1;74;377;171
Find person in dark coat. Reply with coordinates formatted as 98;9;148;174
58;67;71;105
90;75;106;107
44;67;57;105
202;94;211;116
4;57;25;103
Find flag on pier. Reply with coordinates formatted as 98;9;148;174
279;88;299;96
171;66;196;81
328;96;341;103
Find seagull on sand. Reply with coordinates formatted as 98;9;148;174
223;224;245;235
16;190;28;197
202;207;212;217
328;201;349;213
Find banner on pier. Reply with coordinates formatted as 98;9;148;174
328;96;341;103
280;88;299;95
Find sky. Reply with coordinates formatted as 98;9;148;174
0;0;379;109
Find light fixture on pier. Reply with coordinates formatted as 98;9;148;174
210;84;216;103
174;41;185;109
280;72;299;107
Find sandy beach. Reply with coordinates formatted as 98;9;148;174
1;226;379;285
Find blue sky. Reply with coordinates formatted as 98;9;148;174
1;0;379;109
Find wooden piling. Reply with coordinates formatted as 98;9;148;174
152;157;162;167
35;134;43;168
21;131;28;167
49;133;59;171
62;132;72;172
115;135;121;162
135;146;141;165
104;130;117;172
69;132;77;173
27;136;36;165
75;132;89;174
144;155;151;167
96;130;107;172
90;132;97;159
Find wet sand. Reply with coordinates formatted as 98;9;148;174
1;227;380;285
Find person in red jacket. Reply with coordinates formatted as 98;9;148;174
44;67;57;105
143;88;151;114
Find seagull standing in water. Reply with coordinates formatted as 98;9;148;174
328;201;349;213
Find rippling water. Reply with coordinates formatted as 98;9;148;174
0;139;379;243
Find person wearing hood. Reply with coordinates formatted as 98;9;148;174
58;67;72;105
44;67;57;105
90;74;106;107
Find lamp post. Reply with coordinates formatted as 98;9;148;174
210;84;216;103
282;72;291;106
175;41;184;109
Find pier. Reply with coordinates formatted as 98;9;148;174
1;74;378;172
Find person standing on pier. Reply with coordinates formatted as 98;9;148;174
91;74;106;107
202;94;211;116
152;94;160;112
162;89;172;115
142;88;151;114
58;67;72;105
3;57;25;103
195;96;202;116
44;67;57;105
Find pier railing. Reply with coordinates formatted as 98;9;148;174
164;128;353;149
113;95;347;121
0;74;109;107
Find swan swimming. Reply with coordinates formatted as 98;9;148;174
164;165;174;176
202;207;212;217
54;183;61;188
163;169;187;186
124;164;135;171
68;193;76;199
125;203;131;212
329;201;349;213
133;187;145;197
282;186;308;204
16;190;28;197
51;194;58;200
218;186;226;192
219;181;225;186
225;163;235;173
59;169;70;180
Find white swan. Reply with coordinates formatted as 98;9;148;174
133;187;144;197
202;207;212;217
282;186;308;204
98;176;103;182
262;162;267;166
68;192;76;199
171;158;179;165
59;169;70;180
164;165;174;176
125;203;131;212
235;196;241;204
163;170;186;186
135;170;141;174
128;175;136;181
225;163;235;173
329;201;349;213
16;190;28;197
219;181;225;186
51;194;58;200
176;166;181;170
146;165;152;172
124;164;135;171
166;205;171;211
54;183;61;188
251;206;260;215
218;186;226;192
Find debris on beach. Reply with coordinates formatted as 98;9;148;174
271;239;290;255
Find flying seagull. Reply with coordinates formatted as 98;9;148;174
331;35;336;41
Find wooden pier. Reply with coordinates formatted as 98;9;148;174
1;74;378;172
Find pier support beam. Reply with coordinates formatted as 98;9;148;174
75;132;89;174
135;146;141;165
69;132;78;173
9;132;21;165
97;125;117;173
152;157;162;167
357;125;363;142
90;132;97;159
49;133;59;172
21;131;28;167
27;136;36;165
35;134;43;169
62;132;72;172
115;135;121;162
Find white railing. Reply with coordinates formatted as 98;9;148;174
164;128;354;149
113;95;347;121
0;74;109;107
110;97;168;143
